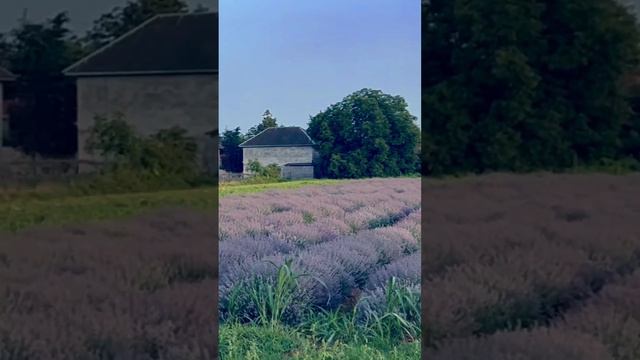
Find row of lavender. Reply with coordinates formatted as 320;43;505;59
218;178;421;324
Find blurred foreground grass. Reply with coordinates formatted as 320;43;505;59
0;187;218;232
219;323;420;360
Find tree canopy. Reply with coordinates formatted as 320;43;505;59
245;109;279;139
423;0;640;175
220;126;244;172
84;0;189;50
0;12;81;156
307;89;420;178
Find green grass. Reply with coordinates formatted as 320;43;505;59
219;179;347;197
221;261;421;359
0;187;218;232
0;179;351;232
219;323;420;360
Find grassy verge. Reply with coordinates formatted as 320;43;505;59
219;179;347;197
219;323;420;360
0;187;217;232
219;260;421;359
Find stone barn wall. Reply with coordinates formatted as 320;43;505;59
281;164;314;180
242;146;314;175
76;73;218;173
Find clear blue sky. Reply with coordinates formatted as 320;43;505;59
220;0;421;133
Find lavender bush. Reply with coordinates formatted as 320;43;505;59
421;173;640;358
218;178;421;331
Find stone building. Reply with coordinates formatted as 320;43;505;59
63;12;218;173
239;126;318;180
0;67;15;147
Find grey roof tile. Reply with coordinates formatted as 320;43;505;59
65;12;217;76
239;127;315;147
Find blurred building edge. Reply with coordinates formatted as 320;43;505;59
0;66;16;148
239;127;319;180
63;12;219;175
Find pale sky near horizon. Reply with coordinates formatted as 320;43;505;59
220;0;421;132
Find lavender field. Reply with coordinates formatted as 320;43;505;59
218;178;421;358
422;173;640;359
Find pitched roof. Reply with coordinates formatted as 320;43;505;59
0;67;15;81
64;12;218;77
239;127;315;147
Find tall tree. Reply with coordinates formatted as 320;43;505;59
423;0;640;175
2;12;83;156
84;0;188;50
246;109;279;138
220;127;244;172
308;89;420;179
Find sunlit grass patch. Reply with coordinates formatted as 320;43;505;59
219;179;347;197
0;187;217;232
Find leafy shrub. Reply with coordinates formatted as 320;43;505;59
86;112;140;161
247;160;281;179
84;113;206;192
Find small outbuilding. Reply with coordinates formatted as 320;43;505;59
239;126;318;180
63;12;218;173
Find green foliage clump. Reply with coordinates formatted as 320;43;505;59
247;160;282;180
245;109;279;139
307;88;420;179
422;0;640;175
220;127;244;172
0;12;80;157
84;113;208;192
84;0;189;50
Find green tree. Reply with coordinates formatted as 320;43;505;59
1;12;83;156
84;0;188;50
221;127;245;149
307;89;420;179
246;109;279;138
220;127;245;172
422;0;640;175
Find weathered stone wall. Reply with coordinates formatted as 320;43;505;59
242;146;314;174
76;73;218;173
282;165;314;180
